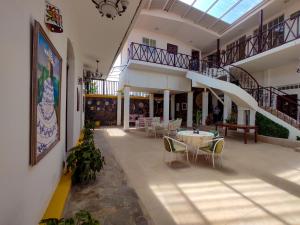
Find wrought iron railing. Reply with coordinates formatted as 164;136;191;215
85;79;148;97
227;65;300;128
220;14;300;66
86;79;119;95
128;42;194;70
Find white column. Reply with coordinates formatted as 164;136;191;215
171;94;175;120
249;109;256;133
187;91;193;128
223;94;232;122
123;86;130;130
237;106;246;132
202;91;209;125
149;94;154;118
163;90;170;127
117;91;122;126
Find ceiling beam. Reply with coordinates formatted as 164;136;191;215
147;0;153;9
196;0;219;23
208;0;243;29
182;0;197;18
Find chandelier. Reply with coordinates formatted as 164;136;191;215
84;60;103;81
92;0;129;19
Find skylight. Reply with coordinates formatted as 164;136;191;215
179;0;263;24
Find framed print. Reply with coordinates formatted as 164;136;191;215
30;20;62;165
181;103;187;110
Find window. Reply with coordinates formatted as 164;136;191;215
167;43;178;54
253;15;284;52
142;37;156;47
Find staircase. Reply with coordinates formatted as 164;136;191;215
228;65;300;130
187;60;300;139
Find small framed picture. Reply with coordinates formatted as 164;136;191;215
181;103;187;110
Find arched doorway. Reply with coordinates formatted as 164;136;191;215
66;39;75;151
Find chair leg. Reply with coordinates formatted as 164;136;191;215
212;155;215;168
186;150;189;162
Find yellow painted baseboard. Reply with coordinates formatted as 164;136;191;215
41;173;72;220
41;130;84;222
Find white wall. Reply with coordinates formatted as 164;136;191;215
0;1;83;224
120;66;191;92
121;28;201;65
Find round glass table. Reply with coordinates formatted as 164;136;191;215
177;130;214;147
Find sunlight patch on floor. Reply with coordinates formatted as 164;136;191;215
150;178;300;225
106;128;127;137
277;168;300;186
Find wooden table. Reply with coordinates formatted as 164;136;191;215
215;123;257;144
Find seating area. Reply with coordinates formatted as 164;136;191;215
100;127;300;225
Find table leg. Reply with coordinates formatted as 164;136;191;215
244;129;248;144
254;129;257;143
225;127;227;136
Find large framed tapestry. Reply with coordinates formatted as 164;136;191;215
30;20;62;165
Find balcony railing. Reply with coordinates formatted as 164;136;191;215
85;79;149;97
128;42;199;70
220;13;300;66
86;79;119;95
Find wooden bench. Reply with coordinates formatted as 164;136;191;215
215;123;257;144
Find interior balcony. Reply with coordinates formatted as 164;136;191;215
219;13;300;72
127;42;199;76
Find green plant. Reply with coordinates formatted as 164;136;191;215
67;127;105;184
256;112;289;139
40;210;99;225
195;110;202;126
225;113;237;124
90;82;98;94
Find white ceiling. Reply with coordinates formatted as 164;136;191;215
135;0;290;54
135;10;220;51
69;0;145;78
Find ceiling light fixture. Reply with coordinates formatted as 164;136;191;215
92;0;129;19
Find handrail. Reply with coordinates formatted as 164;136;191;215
128;42;192;70
220;13;300;66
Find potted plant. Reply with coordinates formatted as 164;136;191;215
195;109;202;127
67;127;105;184
40;210;99;225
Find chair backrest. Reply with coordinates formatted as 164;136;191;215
176;118;182;128
163;136;175;152
138;117;146;127
144;117;153;126
212;138;224;154
152;117;160;123
209;130;219;138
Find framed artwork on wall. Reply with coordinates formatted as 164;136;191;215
30;20;62;165
181;103;187;110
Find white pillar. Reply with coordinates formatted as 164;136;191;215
249;109;256;133
163;90;170;127
237;106;246;132
117;92;122;126
171;94;175;120
123;86;130;130
149;94;154;118
223;94;232;122
187;91;193;128
202;91;209;125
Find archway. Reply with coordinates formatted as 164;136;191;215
66;39;75;151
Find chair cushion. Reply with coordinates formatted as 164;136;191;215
200;146;212;153
214;140;224;154
172;142;186;152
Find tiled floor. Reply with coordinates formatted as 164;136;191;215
97;127;300;225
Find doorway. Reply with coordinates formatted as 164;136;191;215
277;94;298;120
